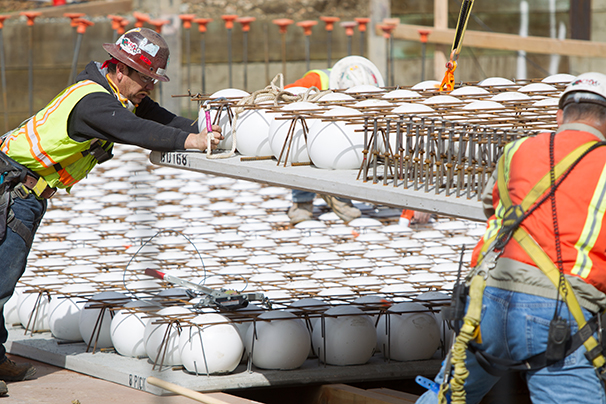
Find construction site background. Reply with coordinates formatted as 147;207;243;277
0;0;604;129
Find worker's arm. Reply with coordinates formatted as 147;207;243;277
68;92;203;151
481;167;498;218
136;96;198;133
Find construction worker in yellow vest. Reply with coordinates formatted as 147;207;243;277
0;28;222;392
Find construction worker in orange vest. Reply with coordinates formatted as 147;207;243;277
417;72;606;404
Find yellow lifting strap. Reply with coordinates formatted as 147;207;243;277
440;0;475;92
442;275;486;404
496;139;606;370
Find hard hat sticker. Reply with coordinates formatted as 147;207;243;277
571;78;600;88
157;68;166;76
139;38;160;57
119;37;141;55
139;55;152;66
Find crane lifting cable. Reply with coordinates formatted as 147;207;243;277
439;0;476;92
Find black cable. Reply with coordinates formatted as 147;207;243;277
122;229;208;300
548;132;567;318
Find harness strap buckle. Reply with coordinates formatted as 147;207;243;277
585;345;603;362
12;183;29;199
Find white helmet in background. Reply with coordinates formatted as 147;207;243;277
329;56;385;90
559;72;606;109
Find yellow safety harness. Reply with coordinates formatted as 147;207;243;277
439;138;606;404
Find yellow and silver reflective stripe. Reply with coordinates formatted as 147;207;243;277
478;138;529;257
571;162;606;279
37;81;96;126
24;118;56;168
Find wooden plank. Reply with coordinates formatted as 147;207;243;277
369;388;420;403
207;393;265;404
318;384;416;404
381;23;606;58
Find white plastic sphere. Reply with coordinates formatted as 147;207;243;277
312;305;376;366
232;303;264;345
411;80;440;90
307;107;364;170
199;89;250;150
234;104;274;157
344;84;383;93
287;298;330;357
79;291;129;349
542;73;575;84
144;306;190;367
179;313;243;374
268;102;321;165
382;89;420;99
18;291;51;332
286;86;316;95
353;295;391;352
111;300;160;358
244;310;310;370
49;296;85;341
317;92;355;102
418;291;455;357
376;302;440;361
4;287;23;326
478;77;515;87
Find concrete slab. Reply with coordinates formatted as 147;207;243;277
149;151;484;222
2;354;258;404
6;326;441;397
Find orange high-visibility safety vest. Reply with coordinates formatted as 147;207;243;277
285;69;331;91
1;80;113;189
472;129;606;294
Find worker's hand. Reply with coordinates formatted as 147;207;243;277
412;211;432;224
184;125;223;151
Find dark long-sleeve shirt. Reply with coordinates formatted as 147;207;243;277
68;61;197;151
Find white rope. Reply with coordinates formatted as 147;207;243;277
205;74;332;159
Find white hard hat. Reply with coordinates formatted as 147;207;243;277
559;72;606;109
329;56;385;90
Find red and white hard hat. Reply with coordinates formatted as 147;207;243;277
329;56;385;90
559;72;606;109
103;28;170;82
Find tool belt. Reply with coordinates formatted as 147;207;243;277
0;151;55;247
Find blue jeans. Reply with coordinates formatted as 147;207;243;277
291;189;352;204
416;286;605;404
292;189;315;203
0;193;46;359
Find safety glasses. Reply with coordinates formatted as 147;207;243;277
137;71;159;85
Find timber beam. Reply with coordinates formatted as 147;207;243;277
378;23;606;58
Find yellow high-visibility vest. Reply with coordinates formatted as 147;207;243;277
1;80;113;189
